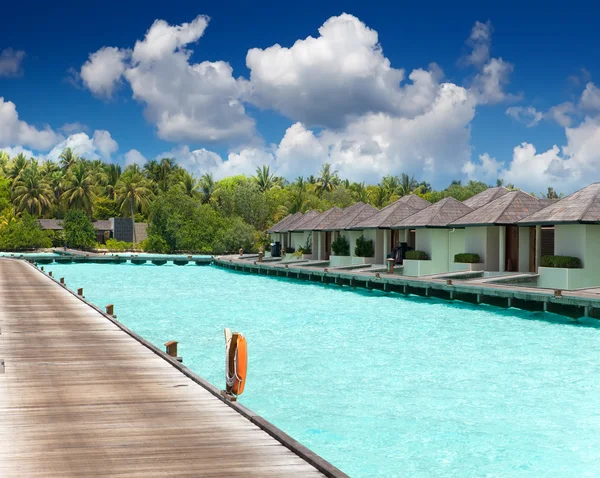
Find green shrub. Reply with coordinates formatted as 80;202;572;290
140;235;169;254
454;253;481;263
63;210;96;250
331;235;350;256
405;250;430;260
354;234;374;257
105;238;133;251
541;255;582;268
0;213;52;250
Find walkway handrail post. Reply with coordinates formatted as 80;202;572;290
105;304;114;317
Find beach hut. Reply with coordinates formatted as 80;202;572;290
393;197;473;276
266;212;304;253
451;190;548;272
324;202;379;266
462;186;510;209
293;207;344;260
287;210;321;258
351;195;430;264
518;183;600;289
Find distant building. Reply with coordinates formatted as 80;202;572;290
38;218;148;244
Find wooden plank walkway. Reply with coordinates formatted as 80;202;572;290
0;259;338;477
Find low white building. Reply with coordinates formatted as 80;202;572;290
393;197;474;276
450;190;549;273
266;212;304;252
350;195;431;264
518;183;600;289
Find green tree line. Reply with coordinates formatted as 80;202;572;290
0;149;562;252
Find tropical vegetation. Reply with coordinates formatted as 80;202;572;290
0;149;563;252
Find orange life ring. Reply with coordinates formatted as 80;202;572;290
226;332;247;396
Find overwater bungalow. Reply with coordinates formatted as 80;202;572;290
39;218;148;244
392;197;474;276
292;207;344;260
462;186;510;209
266;211;304;252
450;190;548;272
325;202;379;266
287;210;321;257
350;195;431;264
518;183;600;289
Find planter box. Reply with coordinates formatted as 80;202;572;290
450;262;485;273
329;255;353;267
403;259;433;277
537;266;597;290
302;253;314;260
352;256;375;265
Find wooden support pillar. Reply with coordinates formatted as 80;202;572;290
543;301;548;312
535;225;542;272
164;340;182;362
48;271;52;277
507;297;512;308
41;266;44;272
387;258;395;274
105;304;114;317
257;251;264;263
77;288;84;297
59;277;65;285
477;294;482;303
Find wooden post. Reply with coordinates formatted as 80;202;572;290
387;258;394;274
105;304;114;316
239;248;244;257
59;277;65;285
41;266;44;272
77;288;83;297
257;251;264;263
165;340;178;357
554;289;562;298
446;279;453;286
48;271;53;277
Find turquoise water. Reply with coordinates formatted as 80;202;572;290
47;262;600;477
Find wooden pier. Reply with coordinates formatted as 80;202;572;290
0;259;345;477
215;256;600;320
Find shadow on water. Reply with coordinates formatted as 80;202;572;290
217;265;600;331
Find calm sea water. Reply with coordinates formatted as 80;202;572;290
47;262;600;477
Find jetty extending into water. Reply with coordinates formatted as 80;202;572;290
0;258;345;477
215;255;600;320
5;249;212;266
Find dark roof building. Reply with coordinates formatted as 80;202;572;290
518;183;600;225
462;186;510;209
451;190;547;227
326;202;379;231
394;197;473;228
352;195;430;229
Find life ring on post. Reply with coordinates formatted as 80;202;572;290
225;328;247;396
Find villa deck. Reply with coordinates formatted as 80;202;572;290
217;255;600;320
0;259;344;477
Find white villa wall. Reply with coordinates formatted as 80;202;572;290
463;226;500;271
449;229;466;264
518;227;530;272
538;224;600;289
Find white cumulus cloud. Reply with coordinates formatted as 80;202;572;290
0;97;59;150
124;149;147;167
45;130;119;162
80;47;130;98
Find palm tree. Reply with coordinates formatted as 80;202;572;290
254;165;276;192
40;159;59;176
316;163;338;194
115;172;153;243
104;164;121;200
157;157;177;192
59;148;78;172
350;182;369;202
0;151;10;170
369;185;392;208
176;170;201;198
12;163;53;216
397;173;418;196
62;162;96;216
49;170;66;218
6;153;29;184
541;187;562;200
199;173;218;204
143;159;161;182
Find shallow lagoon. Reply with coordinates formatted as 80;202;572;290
48;262;600;477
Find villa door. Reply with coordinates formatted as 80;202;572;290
505;226;519;271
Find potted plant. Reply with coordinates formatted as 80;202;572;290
330;235;351;266
452;252;485;272
353;234;375;265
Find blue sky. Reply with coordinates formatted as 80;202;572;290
1;0;599;193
